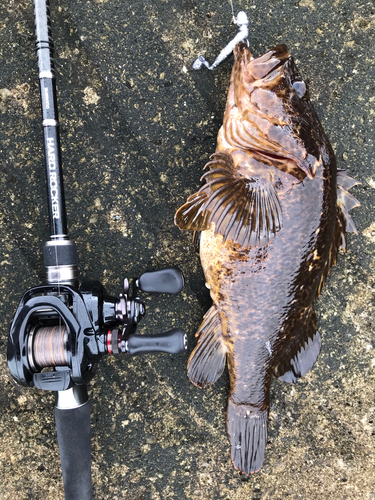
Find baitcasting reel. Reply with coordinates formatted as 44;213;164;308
8;267;186;392
8;262;186;500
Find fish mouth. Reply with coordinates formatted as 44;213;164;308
234;42;290;81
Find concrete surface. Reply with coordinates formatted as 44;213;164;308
0;0;374;498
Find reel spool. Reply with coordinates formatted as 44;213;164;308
28;324;69;371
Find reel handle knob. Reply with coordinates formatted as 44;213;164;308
137;267;184;294
127;328;187;356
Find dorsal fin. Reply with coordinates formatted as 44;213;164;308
274;307;320;383
175;151;283;248
277;331;321;383
337;169;361;236
317;170;360;296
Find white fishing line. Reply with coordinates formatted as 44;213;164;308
230;0;236;23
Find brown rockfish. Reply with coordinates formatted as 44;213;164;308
175;42;360;474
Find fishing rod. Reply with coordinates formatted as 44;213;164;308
7;1;187;499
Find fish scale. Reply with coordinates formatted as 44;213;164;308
175;42;360;474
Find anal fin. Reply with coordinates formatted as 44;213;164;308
187;305;226;388
274;307;321;383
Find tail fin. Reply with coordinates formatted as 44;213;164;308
226;400;268;474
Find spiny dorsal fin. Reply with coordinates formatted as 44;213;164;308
175;152;283;248
337;169;361;191
317;169;360;296
187;305;226;388
337;169;361;237
274;307;321;383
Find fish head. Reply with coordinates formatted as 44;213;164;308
222;43;330;180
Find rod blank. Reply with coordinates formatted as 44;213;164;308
34;0;68;238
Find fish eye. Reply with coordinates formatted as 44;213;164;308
293;80;307;98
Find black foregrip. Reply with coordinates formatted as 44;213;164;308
55;402;92;500
44;241;79;267
127;328;187;355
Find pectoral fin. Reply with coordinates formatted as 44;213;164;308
187;305;226;388
175;152;282;248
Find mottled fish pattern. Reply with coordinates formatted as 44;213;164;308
175;43;360;474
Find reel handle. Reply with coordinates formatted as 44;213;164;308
137;267;184;294
127;328;187;356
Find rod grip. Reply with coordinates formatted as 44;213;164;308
55;402;92;500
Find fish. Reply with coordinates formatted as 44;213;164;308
175;42;360;474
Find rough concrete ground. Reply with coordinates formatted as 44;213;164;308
0;0;374;498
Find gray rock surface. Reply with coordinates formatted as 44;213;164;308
0;0;374;498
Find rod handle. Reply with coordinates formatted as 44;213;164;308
55;401;92;500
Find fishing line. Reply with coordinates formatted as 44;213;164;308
230;0;236;22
